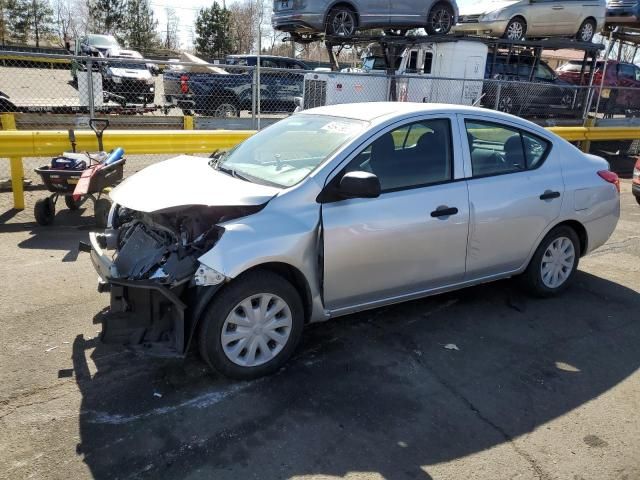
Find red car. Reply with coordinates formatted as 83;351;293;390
556;60;640;114
633;157;640;205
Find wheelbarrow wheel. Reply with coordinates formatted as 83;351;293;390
34;197;55;226
64;195;81;210
94;198;112;228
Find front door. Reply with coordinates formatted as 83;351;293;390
321;116;470;312
460;115;563;278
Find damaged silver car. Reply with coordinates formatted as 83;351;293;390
88;102;619;379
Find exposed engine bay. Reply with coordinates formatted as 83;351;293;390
92;203;264;354
98;204;261;285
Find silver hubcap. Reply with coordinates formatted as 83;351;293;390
541;236;575;289
507;21;524;39
221;294;292;367
332;11;355;36
499;96;513;113
580;23;593;41
431;9;451;33
561;93;573;106
215;104;237;117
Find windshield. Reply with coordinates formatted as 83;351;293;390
108;61;147;70
216;114;368;188
88;35;119;47
362;56;386;72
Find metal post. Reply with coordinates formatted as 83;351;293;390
494;82;502;111
87;59;95;118
1;113;24;210
256;23;261;130
593;29;616;121
251;67;257;130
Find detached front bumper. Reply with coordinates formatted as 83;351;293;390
452;19;509;36
88;231;195;356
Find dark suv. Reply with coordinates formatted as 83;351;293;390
484;54;580;117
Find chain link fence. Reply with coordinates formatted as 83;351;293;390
2;49;640;186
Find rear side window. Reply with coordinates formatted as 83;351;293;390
618;64;635;80
465;120;551;177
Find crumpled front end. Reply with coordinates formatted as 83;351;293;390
89;203;262;356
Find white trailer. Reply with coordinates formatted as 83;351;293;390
300;39;488;109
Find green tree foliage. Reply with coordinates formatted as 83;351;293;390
89;0;125;34
195;2;232;58
122;0;159;51
2;0;53;46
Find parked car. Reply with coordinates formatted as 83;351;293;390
87;102;620;379
272;0;459;37
225;54;310;70
453;0;606;41
633;157;640;205
606;0;640;23
484;53;581;116
101;50;155;105
0;90;17;112
164;53;306;116
71;34;121;83
556;59;640;114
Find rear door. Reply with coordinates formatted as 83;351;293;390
460;114;563;278
525;0;559;36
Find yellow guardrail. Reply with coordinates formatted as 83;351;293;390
2;113;639;210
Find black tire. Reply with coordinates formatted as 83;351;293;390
64;195;81;210
497;93;516;114
34;197;55;226
576;18;596;43
521;225;580;297
94;198;112;228
198;270;304;380
635;195;640;206
326;7;357;36
503;17;527;40
426;3;454;35
212;101;240;118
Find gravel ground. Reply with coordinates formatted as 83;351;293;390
0;155;638;480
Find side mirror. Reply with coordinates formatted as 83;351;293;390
338;171;381;199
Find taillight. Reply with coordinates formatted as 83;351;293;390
598;170;620;193
633;157;640;185
180;75;189;94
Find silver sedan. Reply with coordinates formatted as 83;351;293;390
90;102;620;379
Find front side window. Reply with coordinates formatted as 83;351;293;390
619;64;635;80
465;120;551;177
216;114;368;188
343;119;452;192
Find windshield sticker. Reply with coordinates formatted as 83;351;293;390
321;121;360;134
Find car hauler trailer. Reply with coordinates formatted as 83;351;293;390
297;34;603;114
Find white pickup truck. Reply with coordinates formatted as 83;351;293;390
299;39;488;110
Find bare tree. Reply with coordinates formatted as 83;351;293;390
228;0;258;54
163;7;179;50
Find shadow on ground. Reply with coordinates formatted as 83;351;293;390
71;271;640;479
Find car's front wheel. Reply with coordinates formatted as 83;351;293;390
198;271;304;379
326;7;357;36
522;225;580;297
503;17;527;40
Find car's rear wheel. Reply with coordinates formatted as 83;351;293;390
635;195;640;206
576;19;596;42
326;7;357;36
503;17;527;40
497;93;516;113
213;101;240;118
198;271;304;379
521;226;580;297
426;3;454;35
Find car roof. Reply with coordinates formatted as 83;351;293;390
302;102;547;132
227;54;302;61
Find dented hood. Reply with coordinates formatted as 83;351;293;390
110;155;280;213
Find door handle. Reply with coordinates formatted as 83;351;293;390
539;190;561;200
430;206;458;217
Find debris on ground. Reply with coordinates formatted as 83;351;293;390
45;345;59;352
153;392;163;398
444;343;460;351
